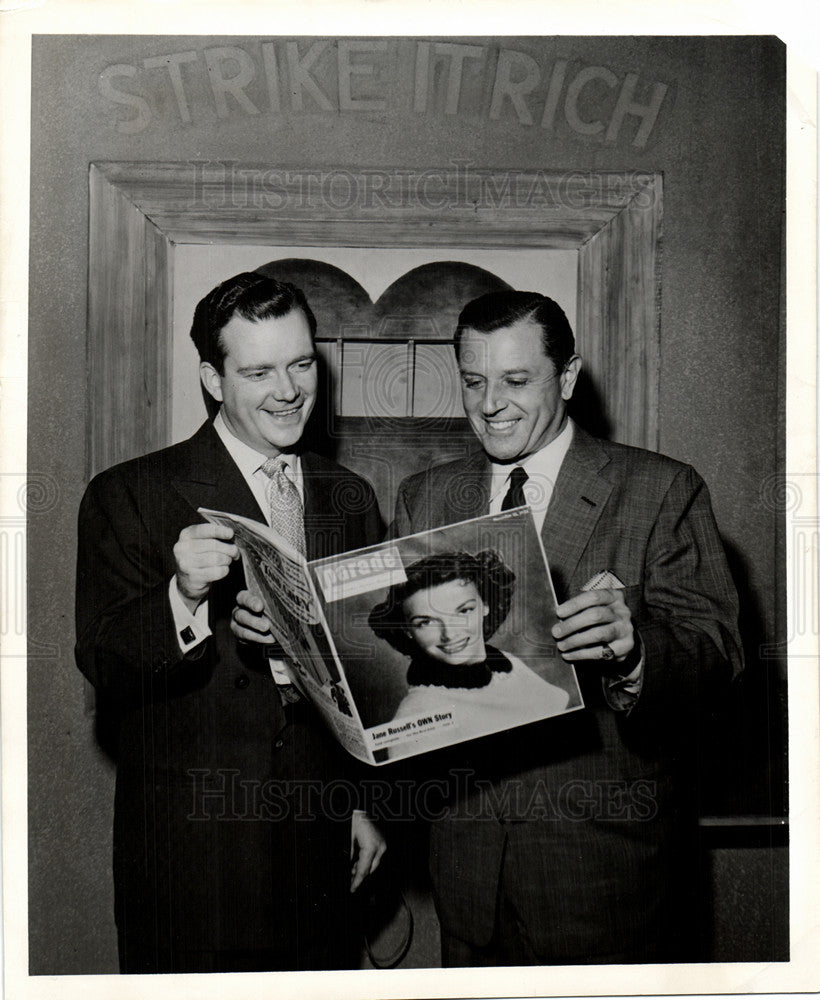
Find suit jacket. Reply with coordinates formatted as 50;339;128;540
75;421;383;972
392;425;742;962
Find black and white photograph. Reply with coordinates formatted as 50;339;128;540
0;2;816;997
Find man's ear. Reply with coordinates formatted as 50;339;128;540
560;355;582;402
200;362;224;403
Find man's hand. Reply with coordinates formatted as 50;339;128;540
552;587;635;666
350;813;386;893
231;589;276;645
173;523;238;613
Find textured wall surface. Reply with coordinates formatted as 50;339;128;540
27;35;786;974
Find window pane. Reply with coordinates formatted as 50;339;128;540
340;343;409;417
412;344;462;418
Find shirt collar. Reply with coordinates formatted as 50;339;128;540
488;419;574;504
213;410;301;481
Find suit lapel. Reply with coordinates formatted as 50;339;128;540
170;422;266;523
541;426;612;599
441;450;490;526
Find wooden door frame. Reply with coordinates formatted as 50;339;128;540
87;162;662;476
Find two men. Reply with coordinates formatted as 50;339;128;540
392;291;743;965
78;273;741;971
76;273;385;973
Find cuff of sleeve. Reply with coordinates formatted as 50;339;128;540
602;634;645;711
169;576;212;653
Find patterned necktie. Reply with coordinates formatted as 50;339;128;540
261;456;306;556
501;466;528;511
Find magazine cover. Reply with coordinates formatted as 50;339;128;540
201;506;583;764
310;507;584;763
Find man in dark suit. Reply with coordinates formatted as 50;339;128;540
76;273;385;974
392;291;743;966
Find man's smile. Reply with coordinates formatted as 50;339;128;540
263;402;304;419
484;417;520;431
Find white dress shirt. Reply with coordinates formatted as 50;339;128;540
488;419;574;532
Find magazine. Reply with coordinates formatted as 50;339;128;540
200;506;583;764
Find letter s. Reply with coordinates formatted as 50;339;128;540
99;64;151;134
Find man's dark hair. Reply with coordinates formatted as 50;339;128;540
454;291;575;372
368;549;516;657
190;271;317;373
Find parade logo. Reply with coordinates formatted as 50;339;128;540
315;546;406;603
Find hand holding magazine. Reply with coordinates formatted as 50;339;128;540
200;505;583;764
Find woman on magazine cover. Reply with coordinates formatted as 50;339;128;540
369;550;570;745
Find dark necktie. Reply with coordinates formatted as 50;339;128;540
501;466;528;511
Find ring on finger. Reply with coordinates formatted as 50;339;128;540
600;642;616;661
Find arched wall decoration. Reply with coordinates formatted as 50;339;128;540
87;162;662;480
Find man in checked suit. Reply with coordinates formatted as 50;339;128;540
76;273;385;974
392;290;743;966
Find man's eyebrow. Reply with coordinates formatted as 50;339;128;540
459;367;531;376
235;353;316;373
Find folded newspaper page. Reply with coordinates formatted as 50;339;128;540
200;506;583;765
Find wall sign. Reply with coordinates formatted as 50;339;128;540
99;39;671;148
